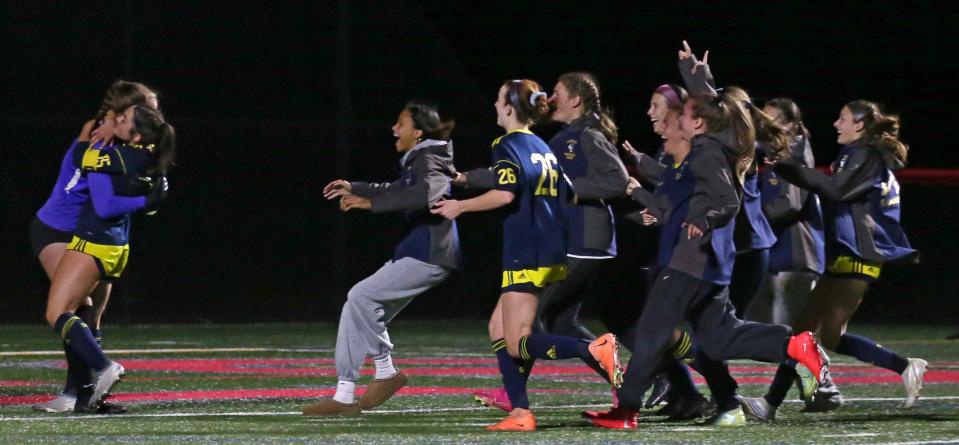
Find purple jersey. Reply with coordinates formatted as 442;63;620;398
35;140;93;232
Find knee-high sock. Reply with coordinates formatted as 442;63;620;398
493;339;529;410
519;334;606;383
836;333;909;374
53;313;109;372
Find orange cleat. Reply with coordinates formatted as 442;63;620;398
485;410;537;432
787;331;829;384
588;333;624;388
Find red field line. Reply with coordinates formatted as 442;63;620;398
0;387;570;407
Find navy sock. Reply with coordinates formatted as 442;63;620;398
53;313;109;372
492;339;529;409
836;333;909;374
670;331;695;361
63;342;91;396
519;334;589;361
662;356;700;398
764;361;797;407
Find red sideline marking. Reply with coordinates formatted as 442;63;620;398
0;380;47;388
0;386;570;407
812;166;959;187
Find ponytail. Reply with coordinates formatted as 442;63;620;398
558;72;618;143
504;79;551;125
132;106;176;174
688;88;756;183
846;100;909;165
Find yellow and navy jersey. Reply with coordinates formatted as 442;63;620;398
491;129;567;273
72;143;154;245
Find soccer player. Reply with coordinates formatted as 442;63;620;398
587;88;828;430
31;80;159;414
432;79;622;432
302;102;460;416
469;72;630;413
740;100;927;421
45;104;173;412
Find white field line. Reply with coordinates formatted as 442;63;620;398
2;397;958;422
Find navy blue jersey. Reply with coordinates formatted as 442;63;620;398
73;144;153;245
653;158;694;269
829;144;914;262
491;130;567;274
760;137;826;274
735;172;777;252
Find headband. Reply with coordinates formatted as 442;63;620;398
529;91;547;106
654;84;683;109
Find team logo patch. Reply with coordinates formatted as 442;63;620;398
546;346;557;359
565;139;577;160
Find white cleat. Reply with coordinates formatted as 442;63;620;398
902;358;928;408
89;361;125;409
32;393;77;413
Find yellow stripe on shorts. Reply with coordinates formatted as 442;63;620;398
501;265;567;289
67;236;130;278
826;255;882;279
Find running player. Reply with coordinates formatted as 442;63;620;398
46;104;173;412
740;100;926;421
31;80;159;413
432;79;622;432
302;102;460;416
588;88;828;430
470;72;629;413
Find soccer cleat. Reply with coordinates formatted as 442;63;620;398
96;401;129;414
902;358;928;408
485;411;536;432
739;396;776;421
32;393;77;413
803;374;843;412
473;387;512;412
360;371;407;410
585;406;639;430
795;365;818;402
787;331;828;385
302;398;362;416
701;406;746;426
588;333;623;388
644;374;671;409
76;361;124;412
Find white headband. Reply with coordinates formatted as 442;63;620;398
529;91;547;106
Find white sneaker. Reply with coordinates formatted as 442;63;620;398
739;396;776;422
32;393;77;413
88;361;125;409
902;358;928;408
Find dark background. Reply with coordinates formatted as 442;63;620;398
2;1;957;324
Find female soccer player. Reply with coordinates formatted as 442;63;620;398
433;79;621;432
747;98;824;327
46;104;173;412
470;72;630;414
741;100;926;421
302;101;460;416
588;88;828;430
31;80;159;413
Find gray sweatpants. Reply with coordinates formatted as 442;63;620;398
335;257;450;381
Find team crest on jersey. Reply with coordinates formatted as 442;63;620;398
546;346;557;359
564;139;577;160
836;154;850;172
768;177;779;186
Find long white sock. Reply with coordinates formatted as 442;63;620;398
373;354;397;380
333;380;356;404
